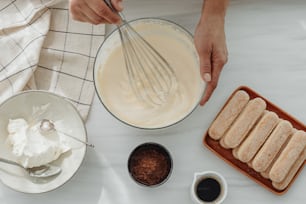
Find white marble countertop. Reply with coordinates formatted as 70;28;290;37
1;0;305;203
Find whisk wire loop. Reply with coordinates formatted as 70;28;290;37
105;0;178;106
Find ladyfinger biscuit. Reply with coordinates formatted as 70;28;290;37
260;128;296;179
269;130;306;183
208;90;250;140
222;98;266;149
260;152;280;179
261;169;270;179
272;149;306;190
232;148;239;159
252;120;293;172
260;129;297;179
220;137;229;149
236;111;279;162
247;161;253;168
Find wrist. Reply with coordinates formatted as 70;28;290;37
201;0;228;22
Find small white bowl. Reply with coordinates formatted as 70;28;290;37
0;91;87;193
191;171;228;204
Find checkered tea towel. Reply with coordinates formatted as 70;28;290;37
0;0;106;121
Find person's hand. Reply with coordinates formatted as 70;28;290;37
195;0;228;106
69;0;123;25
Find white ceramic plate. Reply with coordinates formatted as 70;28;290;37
0;91;87;193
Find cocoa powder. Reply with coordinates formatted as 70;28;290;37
128;144;172;186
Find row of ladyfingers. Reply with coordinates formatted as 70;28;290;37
208;90;306;190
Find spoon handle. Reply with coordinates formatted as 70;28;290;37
57;130;95;148
0;157;23;168
0;157;62;178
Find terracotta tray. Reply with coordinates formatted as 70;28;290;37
203;86;306;195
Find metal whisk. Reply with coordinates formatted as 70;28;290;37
104;1;177;106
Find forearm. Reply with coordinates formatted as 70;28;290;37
201;0;229;22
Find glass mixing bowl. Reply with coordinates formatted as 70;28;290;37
93;18;205;129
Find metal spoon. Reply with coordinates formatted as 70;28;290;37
39;119;95;148
0;157;61;178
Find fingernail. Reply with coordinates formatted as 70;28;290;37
203;73;211;82
118;1;123;11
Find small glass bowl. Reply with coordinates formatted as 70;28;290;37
93;18;205;130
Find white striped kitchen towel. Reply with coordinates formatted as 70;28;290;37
0;0;106;120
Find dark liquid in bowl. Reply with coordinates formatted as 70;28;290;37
196;178;221;202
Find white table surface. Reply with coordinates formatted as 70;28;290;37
1;0;305;203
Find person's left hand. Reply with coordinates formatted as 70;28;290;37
194;15;228;106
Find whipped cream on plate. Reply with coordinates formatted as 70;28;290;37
6;118;71;168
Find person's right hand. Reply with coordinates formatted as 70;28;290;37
69;0;123;25
194;15;228;106
194;0;229;106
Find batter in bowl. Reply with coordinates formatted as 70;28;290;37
95;19;205;129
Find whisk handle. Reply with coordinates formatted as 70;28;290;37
103;0;125;20
104;0;124;17
103;0;116;12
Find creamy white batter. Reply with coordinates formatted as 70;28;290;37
96;19;205;128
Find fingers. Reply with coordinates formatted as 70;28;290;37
199;51;212;83
80;2;106;24
89;0;121;24
111;0;123;12
200;83;215;106
200;67;222;106
69;0;122;25
71;8;92;23
200;48;227;106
